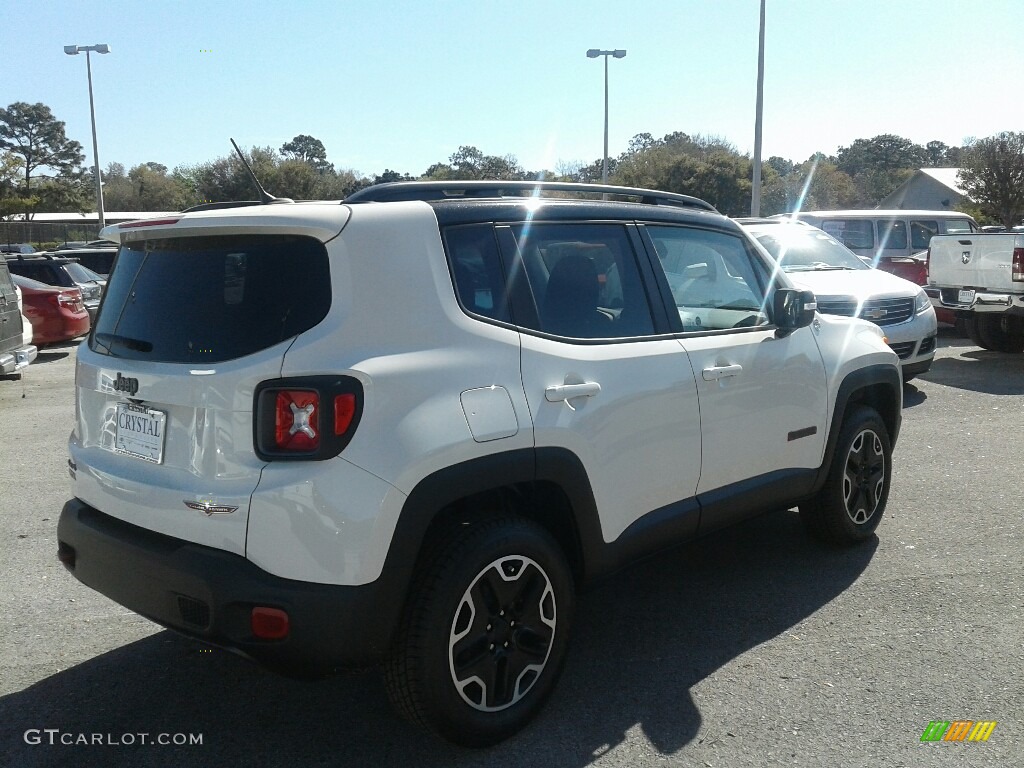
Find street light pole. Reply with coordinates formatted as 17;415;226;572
586;48;626;185
751;0;766;216
64;43;111;230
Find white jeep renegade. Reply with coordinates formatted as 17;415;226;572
58;181;902;746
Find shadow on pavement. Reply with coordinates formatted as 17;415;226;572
0;511;876;768
33;350;71;364
920;348;1024;395
901;383;927;408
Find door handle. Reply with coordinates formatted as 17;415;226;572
702;364;743;381
545;382;601;410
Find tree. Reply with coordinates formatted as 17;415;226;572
958;132;1024;230
280;134;330;171
422;146;527;181
372;169;413;185
835;134;927;205
0;151;28;217
766;156;794;177
0;102;84;194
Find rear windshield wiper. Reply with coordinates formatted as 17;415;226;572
94;332;154;355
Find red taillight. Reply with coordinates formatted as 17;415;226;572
1013;248;1024;282
251;607;290;640
256;378;362;461
274;390;320;451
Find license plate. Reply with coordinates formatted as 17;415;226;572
958;289;975;304
115;402;167;464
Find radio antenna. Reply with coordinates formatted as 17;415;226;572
230;138;292;204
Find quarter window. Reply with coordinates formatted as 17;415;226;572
444;225;512;323
647;226;770;332
510;223;655;339
945;218;974;234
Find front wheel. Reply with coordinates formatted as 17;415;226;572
384;516;574;747
800;406;891;545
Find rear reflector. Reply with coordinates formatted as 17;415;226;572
251;607;290;640
1013;248;1024;282
334;394;356;435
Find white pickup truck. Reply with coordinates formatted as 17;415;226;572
926;233;1024;352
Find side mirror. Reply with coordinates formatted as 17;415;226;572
773;288;816;336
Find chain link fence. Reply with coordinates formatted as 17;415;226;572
1;222;105;250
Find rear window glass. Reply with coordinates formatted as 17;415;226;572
90;235;331;363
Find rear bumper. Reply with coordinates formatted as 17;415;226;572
57;499;404;673
927;286;1024;315
0;344;37;374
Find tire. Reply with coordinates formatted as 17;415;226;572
384;516;574;747
975;315;1024;353
800;406;891;545
965;315;991;349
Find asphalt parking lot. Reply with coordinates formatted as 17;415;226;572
0;332;1020;768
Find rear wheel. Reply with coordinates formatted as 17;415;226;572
800;406;891;545
975;315;1024;353
384;516;573;747
965;315;990;349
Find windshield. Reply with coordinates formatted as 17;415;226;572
750;228;868;272
90;234;331;363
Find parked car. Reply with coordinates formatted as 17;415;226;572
4;254;105;322
0;243;37;255
58;181;902;746
11;274;90;345
739;218;936;381
0;259;38;376
926;231;1024;352
779;210;978;262
62;246;117;277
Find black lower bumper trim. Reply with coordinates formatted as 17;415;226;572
57;499;404;672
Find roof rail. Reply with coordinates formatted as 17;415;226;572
344;180;718;212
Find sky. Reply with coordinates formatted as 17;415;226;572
3;0;1023;180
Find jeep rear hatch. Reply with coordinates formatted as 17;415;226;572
70;233;332;554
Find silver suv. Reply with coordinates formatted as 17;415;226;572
58;182;902;746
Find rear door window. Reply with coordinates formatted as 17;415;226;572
821;219;874;250
507;223;656;339
876;220;908;250
90;235;331;363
